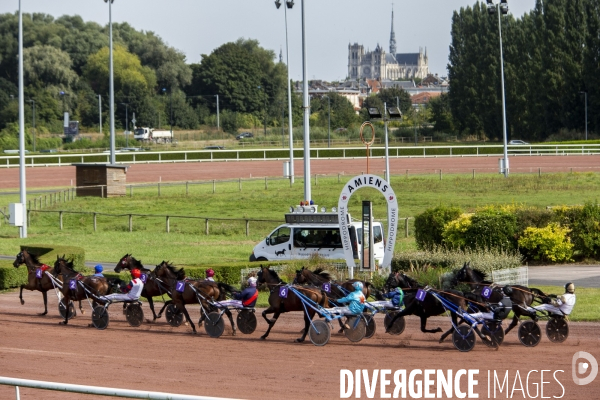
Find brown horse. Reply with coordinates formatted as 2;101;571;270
13;249;64;315
294;267;375;302
257;265;328;342
452;262;547;334
114;254;172;322
53;256;112;325
153;261;236;335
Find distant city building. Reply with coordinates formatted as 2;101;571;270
347;7;429;80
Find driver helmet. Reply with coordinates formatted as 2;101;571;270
502;286;513;296
94;264;103;274
353;281;363;291
395;287;403;294
247;277;257;287
565;282;575;294
131;268;141;279
206;269;215;278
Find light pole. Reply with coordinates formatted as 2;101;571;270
104;0;116;164
18;0;27;238
301;0;311;202
368;105;402;181
487;0;509;177
322;95;331;148
28;99;35;152
120;103;129;148
98;94;102;136
275;0;295;184
579;91;588;140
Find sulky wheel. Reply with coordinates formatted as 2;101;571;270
309;320;331;346
237;309;257;335
384;312;406;335
125;303;144;327
545;317;569;343
204;311;225;338
482;321;505;348
91;305;109;330
344;315;367;343
452;325;476;352
58;298;76;319
165;304;183;327
363;313;377;339
518;320;542;347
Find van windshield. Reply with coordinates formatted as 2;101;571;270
357;225;384;244
268;227;291;246
293;228;342;248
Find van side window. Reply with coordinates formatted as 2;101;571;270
373;225;383;244
269;227;291;246
293;228;342;248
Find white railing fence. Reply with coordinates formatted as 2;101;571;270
491;266;529;286
0;376;241;400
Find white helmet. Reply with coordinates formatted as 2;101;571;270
353;281;363;291
247;277;257;287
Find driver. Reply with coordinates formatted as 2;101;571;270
101;268;144;304
216;277;259;308
529;282;576;316
330;281;366;317
93;264;104;277
205;268;215;282
369;287;404;310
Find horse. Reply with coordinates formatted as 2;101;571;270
384;272;486;343
53;256;113;325
257;265;328;342
452;262;547;334
153;261;237;335
114;254;173;322
13;249;63;316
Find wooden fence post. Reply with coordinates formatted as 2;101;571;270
205;219;209;235
59;211;63;230
239;178;242;191
405;218;409;238
538;168;541;177
166;216;170;233
27;210;30;227
246;220;250;237
129;214;133;232
264;177;268;190
93;213;97;231
158;182;161;196
101;186;104;198
186;181;189;196
473;169;475;179
213;180;216;194
439;169;442;180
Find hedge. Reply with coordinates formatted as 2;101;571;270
19;244;85;271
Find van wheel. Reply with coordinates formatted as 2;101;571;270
256;257;268;261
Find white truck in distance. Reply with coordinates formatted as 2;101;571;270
133;127;173;143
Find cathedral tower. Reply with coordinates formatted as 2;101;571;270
389;6;397;55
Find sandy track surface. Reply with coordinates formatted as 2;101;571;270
0;290;598;399
1;155;599;189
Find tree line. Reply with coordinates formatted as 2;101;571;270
446;0;599;141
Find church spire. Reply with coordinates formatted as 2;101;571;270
389;4;397;55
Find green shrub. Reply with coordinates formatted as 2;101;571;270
515;208;555;234
442;213;472;248
20;244;85;271
414;205;462;250
570;201;600;258
462;208;518;251
0;263;28;290
518;223;574;263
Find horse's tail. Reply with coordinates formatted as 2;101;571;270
529;287;548;298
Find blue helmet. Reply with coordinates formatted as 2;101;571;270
94;264;103;274
353;281;363;291
395;287;403;293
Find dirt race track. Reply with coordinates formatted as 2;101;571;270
1;155;599;189
0;291;598;399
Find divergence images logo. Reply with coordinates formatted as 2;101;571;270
572;351;598;386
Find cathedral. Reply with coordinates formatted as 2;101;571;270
347;8;429;81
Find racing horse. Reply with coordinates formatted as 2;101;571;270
153;261;237;335
13;249;63;315
294;267;376;304
53;256;113;325
115;254;172;322
452;262;547;334
257;265;328;342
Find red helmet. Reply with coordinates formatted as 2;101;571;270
206;269;215;278
131;268;141;279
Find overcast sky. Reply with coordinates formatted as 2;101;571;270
2;0;537;81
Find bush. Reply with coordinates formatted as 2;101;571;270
414;205;462;250
442;213;472;248
462;207;518;251
570;201;600;258
515;207;555;234
518;223;574;263
0;261;27;290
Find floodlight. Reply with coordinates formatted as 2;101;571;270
368;108;382;119
275;0;282;9
388;107;403;119
486;0;496;15
500;0;508;15
286;1;294;8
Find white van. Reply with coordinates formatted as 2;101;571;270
249;206;385;265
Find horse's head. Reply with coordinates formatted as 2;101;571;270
154;260;184;281
294;267;307;284
13;251;24;268
384;272;400;291
115;254;131;272
54;255;76;277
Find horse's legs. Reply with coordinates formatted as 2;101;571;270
224;309;237;336
40;291;48;316
260;308;280;340
60;295;70;325
146;297;157;321
19;285;25;305
505;314;523;334
179;304;196;333
78;300;83;315
156;300;171;319
295;311;313;343
420;315;443;333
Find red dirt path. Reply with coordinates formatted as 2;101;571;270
0;291;598;399
1;155;599;189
